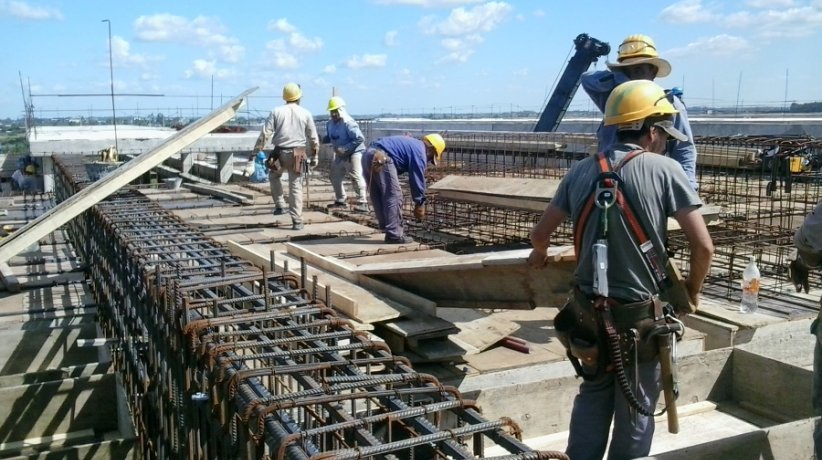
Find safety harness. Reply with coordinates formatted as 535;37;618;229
572;149;684;417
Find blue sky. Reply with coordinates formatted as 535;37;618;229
2;0;821;120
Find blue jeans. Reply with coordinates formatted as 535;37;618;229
566;361;661;460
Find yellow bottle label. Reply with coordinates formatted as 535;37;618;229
742;278;760;294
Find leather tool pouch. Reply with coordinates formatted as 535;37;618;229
372;150;388;174
266;150;281;171
554;292;605;380
555;290;663;379
288;147;307;175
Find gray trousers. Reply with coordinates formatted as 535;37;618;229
565;360;661;460
330;152;367;205
268;151;303;224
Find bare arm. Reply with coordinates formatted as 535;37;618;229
673;206;714;305
528;204;568;269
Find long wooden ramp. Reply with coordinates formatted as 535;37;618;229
0;87;257;265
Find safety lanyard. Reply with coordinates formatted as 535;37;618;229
574;150;669;291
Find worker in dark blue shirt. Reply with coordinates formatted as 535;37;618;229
361;134;445;244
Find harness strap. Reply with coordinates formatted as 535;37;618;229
574;150;644;256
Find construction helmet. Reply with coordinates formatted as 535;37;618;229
603;80;685;140
423;133;446;165
607;34;671;78
282;83;302;102
327;96;345;112
24;165;35;174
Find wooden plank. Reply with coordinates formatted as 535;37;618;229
287;234;430;259
437;308;521;356
286;240;437;315
354;246;574;276
381;316;460;340
0;87;257;265
226;241;407;324
182;183;252;205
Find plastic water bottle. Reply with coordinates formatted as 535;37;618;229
740;257;761;314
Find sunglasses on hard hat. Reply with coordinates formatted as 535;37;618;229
618;40;656;56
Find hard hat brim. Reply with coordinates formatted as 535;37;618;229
652;120;688;142
607;56;671;78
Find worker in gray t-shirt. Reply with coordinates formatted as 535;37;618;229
792;200;822;459
529;80;714;460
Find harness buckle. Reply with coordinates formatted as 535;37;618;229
595;172;621;210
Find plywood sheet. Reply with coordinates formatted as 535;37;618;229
437;308;521;355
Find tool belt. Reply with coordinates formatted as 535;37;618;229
555;289;664;380
371;149;389;173
269;147;307;175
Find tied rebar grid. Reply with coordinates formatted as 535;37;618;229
409;132;821;310
51;155;567;460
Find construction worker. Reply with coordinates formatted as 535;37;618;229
250;82;320;230
790;200;822;459
581;34;699;191
361;134;445;244
528;80;713;460
11;164;37;192
324;96;368;213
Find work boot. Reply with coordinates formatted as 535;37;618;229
385;235;413;244
273;207;285;215
353;204;369;213
292;222;304;231
327;201;347;209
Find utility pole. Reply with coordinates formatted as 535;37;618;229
783;68;789;113
102;19;118;153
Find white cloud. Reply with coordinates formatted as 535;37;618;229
515;13;525;21
374;0;482;7
384;30;399;46
323;65;337;74
659;0;717;23
513;68;528;77
184;59;236;79
345;54;388;68
273;52;299;69
745;0;795;7
111;36;148;66
0;1;62;20
140;72;158;81
134;14;244;63
665;34;751;58
266;39;286;51
268;18;297;33
220;44;245;63
289;32;323;52
421;1;512;35
725;6;822;37
533;9;545;17
437;49;474;63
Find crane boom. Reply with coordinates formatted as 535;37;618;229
534;33;610;132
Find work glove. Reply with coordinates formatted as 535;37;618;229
243;158;254;177
790;255;811;293
309;156;319;168
413;204;426;221
334;146;347;156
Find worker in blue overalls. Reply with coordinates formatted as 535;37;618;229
361;134;445;244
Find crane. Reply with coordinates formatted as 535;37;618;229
534;33;610;132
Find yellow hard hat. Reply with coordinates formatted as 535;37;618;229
282;83;302;102
327;96;346;112
423;133;445;165
604;80;680;129
607;34;671;78
24;165;35;174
